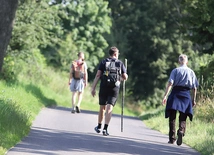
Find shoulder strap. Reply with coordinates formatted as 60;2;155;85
82;62;85;73
72;61;76;70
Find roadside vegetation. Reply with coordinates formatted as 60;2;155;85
0;65;213;155
0;1;214;155
0;66;136;155
141;102;214;155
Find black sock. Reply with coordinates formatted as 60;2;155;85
98;123;102;129
103;124;108;130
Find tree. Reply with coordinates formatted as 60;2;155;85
107;0;195;103
0;0;18;73
4;0;63;79
45;0;112;74
181;0;214;54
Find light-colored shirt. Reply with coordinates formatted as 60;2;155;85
168;65;199;89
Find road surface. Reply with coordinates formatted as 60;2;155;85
7;107;200;155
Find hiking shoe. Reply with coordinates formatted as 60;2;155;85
71;109;75;114
168;140;175;144
76;106;81;113
102;130;109;136
94;126;101;133
177;132;183;146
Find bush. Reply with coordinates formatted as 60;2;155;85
0;55;17;81
0;98;31;149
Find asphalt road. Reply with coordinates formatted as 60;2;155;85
7;107;200;155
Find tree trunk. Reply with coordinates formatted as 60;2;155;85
0;0;18;72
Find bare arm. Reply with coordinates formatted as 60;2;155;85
122;73;128;81
162;82;173;105
84;66;88;87
91;70;102;97
192;88;197;107
68;67;73;85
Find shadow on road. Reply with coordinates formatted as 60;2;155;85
10;126;199;155
52;106;140;120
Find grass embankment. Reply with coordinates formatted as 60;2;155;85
141;104;214;155
0;68;135;155
0;67;213;155
0;80;59;154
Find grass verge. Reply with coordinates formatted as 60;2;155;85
141;106;214;155
1;66;213;155
0;68;136;155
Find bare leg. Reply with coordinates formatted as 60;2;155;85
105;104;113;125
77;92;83;107
98;105;106;124
72;91;77;109
94;105;106;133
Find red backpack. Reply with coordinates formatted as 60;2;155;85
72;60;85;80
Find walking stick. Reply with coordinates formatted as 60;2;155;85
121;58;127;132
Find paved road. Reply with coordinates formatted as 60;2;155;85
7;107;200;155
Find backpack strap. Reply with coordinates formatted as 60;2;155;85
72;60;85;80
105;58;121;81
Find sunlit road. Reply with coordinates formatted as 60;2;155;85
7;107;200;155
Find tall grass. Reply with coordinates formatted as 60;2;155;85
0;65;136;155
0;82;38;154
141;100;214;155
1;60;213;155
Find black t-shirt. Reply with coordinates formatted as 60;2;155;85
98;57;126;88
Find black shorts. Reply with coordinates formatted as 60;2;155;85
99;86;120;106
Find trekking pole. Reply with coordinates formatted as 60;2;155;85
121;58;127;132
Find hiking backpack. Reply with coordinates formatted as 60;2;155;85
102;59;121;87
72;60;85;80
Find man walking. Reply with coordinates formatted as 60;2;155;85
91;47;128;136
162;54;199;145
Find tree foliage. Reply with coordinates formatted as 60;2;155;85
3;0;62;80
181;0;214;54
0;0;18;73
1;0;213;107
45;0;112;73
107;0;195;102
4;0;111;80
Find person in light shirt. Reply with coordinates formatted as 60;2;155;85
162;54;199;145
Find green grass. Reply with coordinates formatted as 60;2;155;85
1;66;213;155
0;82;40;154
0;67;136;155
141;106;214;155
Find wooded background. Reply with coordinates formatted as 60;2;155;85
0;0;213;107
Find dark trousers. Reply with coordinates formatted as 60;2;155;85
168;109;187;142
